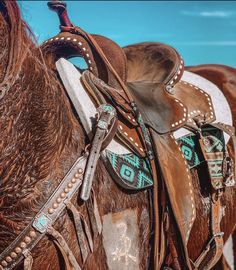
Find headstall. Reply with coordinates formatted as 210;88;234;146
0;105;117;270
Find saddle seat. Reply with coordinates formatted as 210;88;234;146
124;42;183;86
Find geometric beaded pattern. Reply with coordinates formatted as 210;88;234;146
106;127;225;191
106;150;153;189
104;126;226;193
177;134;201;169
201;126;226;189
201;126;225;153
177;126;225;171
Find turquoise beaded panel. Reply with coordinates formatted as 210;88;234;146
106;150;153;190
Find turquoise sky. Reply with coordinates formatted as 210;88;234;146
19;1;236;67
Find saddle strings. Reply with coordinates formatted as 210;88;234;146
47;226;82;270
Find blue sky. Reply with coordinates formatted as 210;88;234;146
18;1;236;67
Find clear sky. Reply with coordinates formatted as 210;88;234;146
18;1;236;67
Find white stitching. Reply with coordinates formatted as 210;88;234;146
172;135;195;242
180;80;215;122
44;36;94;69
171;99;186;128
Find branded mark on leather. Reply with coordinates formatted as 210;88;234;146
102;208;139;270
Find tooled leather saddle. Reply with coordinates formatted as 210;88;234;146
1;2;235;270
41;2;236;270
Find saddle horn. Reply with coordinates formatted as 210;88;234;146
47;0;73;28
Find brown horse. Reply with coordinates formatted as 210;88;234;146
0;1;235;269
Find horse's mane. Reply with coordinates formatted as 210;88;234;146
0;1;84;249
0;1;39;93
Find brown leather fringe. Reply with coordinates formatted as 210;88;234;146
86;190;102;238
23;253;33;270
66;202;93;263
47;226;81;270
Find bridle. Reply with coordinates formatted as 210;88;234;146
0;103;117;270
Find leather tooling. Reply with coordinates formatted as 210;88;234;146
1;1;235;270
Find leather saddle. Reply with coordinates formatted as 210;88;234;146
42;33;215;153
41;5;234;269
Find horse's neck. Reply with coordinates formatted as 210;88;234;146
0;6;10;84
0;7;87;252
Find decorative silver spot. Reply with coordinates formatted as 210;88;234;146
166;85;175;95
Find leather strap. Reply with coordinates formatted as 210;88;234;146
150;130;195;270
207;192;224;269
66;202;91;263
23;252;33;270
210;122;236;187
193;122;236;269
193;191;224;270
47;226;82;270
0;154;86;270
149;157;160;270
82;71;136;123
80;104;117;201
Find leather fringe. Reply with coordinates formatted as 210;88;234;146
23;252;33;270
47;226;81;270
66;202;93;263
86;190;102;238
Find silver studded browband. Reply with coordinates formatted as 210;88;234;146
0;104;117;270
